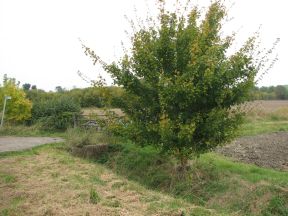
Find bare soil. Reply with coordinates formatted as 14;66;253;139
217;132;288;171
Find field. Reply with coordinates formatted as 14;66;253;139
245;100;288;112
0;100;288;215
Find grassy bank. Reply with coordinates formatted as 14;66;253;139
83;139;287;216
0;143;214;216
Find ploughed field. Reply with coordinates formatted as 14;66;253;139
217;132;288;171
217;100;288;171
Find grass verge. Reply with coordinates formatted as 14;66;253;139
86;140;288;216
0;125;65;137
0;143;216;216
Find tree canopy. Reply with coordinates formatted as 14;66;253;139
83;1;276;165
0;75;32;123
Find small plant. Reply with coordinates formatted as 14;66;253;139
89;189;101;204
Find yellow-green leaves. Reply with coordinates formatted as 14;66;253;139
0;76;32;122
83;1;271;165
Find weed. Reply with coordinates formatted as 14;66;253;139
66;128;118;148
111;181;127;189
90;175;106;185
103;199;121;208
0;173;16;184
89;189;101;204
190;207;213;216
0;209;9;216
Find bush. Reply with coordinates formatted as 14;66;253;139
31;96;81;130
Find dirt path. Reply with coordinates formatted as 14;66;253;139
217;132;288;171
0;137;64;153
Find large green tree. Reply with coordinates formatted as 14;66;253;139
83;1;274;166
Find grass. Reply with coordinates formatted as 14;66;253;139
1;101;288;215
261;195;288;216
202;153;288;185
89;189;101;204
240;106;288;136
0;124;65;137
89;140;288;216
0;143;216;216
65;128;118;148
0;137;286;215
240;120;288;136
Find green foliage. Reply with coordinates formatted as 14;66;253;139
68;87;123;108
251;85;288;100
0;124;64;137
31;96;81;130
22;83;31;91
93;139;288;215
83;1;265;163
25;89;55;103
261;195;288;216
0;173;16;184
25;86;123;109
89;188;101;204
0;75;32;123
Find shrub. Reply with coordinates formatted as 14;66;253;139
31;96;80;130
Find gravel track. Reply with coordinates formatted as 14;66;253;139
0;136;64;153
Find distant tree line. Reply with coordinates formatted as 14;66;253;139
3;72;287;131
21;85;124;130
251;85;288;100
23;85;124;108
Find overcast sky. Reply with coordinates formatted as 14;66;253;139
0;0;286;91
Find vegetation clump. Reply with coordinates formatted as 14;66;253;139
31;96;81;130
83;0;277;166
0;74;32;123
89;189;101;204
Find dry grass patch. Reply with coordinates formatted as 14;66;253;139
0;145;213;216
